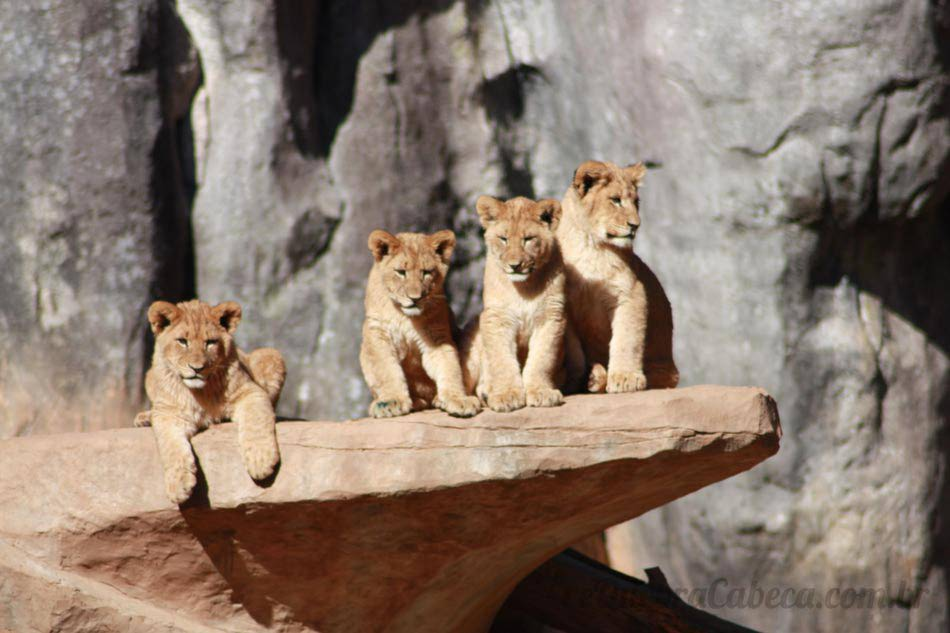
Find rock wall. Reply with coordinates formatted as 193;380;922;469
0;0;198;435
0;1;947;631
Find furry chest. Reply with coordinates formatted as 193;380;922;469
386;321;424;362
191;392;229;427
514;303;546;338
570;252;631;285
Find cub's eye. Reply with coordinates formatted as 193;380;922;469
422;269;434;278
205;339;219;348
523;236;535;244
498;236;508;244
610;197;622;207
395;269;407;278
176;338;188;347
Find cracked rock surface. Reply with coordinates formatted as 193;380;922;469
0;386;779;632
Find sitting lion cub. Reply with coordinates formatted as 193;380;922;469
360;229;480;418
135;299;286;504
461;196;576;412
558;160;679;392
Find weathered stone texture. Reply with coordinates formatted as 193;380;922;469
0;387;780;633
0;0;197;437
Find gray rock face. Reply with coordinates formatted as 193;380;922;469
587;3;950;633
0;0;198;436
1;1;947;631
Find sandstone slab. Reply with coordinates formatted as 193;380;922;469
0;386;778;632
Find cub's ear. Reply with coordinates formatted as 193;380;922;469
429;229;456;264
212;301;242;333
573;160;611;197
624;162;647;187
536;199;562;231
147;301;181;335
368;230;400;262
475;195;506;229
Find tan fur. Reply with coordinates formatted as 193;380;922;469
558;160;679;392
461;196;581;411
135;299;286;504
360;230;480;418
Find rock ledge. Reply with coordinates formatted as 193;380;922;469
0;385;780;633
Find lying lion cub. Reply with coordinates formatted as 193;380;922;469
135;299;285;503
461;196;579;411
360;230;480;418
558;160;679;392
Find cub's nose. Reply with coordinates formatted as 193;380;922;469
407;292;423;302
508;262;526;273
627;222;639;235
188;363;206;373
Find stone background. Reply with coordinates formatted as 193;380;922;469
0;1;947;631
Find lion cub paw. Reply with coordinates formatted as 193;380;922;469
486;388;526;413
243;441;280;481
436;392;481;418
370;396;413;418
606;370;648;393
411;397;431;412
164;463;197;505
587;363;607;393
133;411;152;427
526;387;564;408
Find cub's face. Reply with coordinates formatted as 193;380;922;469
148;300;241;389
476;196;561;282
572;160;647;248
368;230;455;316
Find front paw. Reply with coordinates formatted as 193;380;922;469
133;411;152;427
411;397;431;412
587;363;607;393
486;388;526;413
243;440;280;481
526;387;564;408
436;392;481;418
369;395;412;418
164;463;197;505
606;370;648;393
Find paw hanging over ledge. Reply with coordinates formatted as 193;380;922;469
0;385;780;633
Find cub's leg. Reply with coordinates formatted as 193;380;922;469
150;410;200;504
561;322;587;395
522;316;566;408
231;384;280;481
645;361;680;390
479;311;526;412
404;352;437;411
606;282;649;393
133;410;152;427
360;325;412;418
422;341;480;417
638;253;680;390
246;347;287;407
458;319;481;396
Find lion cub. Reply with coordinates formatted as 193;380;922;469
461;196;574;412
360;229;480;418
135;299;286;504
558;160;679;393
